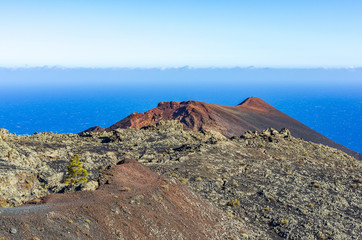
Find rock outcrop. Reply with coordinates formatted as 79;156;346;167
82;97;361;160
1;121;361;239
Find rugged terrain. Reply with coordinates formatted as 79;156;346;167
84;97;361;160
1;121;361;239
0;159;242;240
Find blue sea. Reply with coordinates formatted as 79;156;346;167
0;67;361;153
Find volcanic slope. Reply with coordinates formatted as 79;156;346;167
0;160;244;240
1;122;360;239
85;97;361;160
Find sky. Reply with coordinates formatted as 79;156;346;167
0;0;362;68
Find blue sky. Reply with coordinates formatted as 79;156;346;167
1;1;362;67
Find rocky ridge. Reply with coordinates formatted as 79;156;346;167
83;97;361;160
0;121;361;239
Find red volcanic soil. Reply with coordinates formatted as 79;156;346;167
83;97;361;160
0;160;240;240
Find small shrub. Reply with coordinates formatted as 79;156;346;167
65;154;88;185
280;219;288;225
179;178;187;184
228;199;240;208
195;177;203;182
160;185;169;190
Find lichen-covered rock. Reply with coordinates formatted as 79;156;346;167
0;128;9;135
148;127;361;239
81;180;99;191
0;121;360;239
0;138;11;158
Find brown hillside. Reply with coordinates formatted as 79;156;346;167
83;97;361;160
0;160;243;240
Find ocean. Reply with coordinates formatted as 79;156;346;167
0;67;361;153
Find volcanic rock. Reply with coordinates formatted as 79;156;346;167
0;121;361;239
0;160;244;240
83;97;361;160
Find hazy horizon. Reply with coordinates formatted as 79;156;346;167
1;1;362;67
1;67;361;153
0;2;361;152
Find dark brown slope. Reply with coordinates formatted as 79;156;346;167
0;160;241;240
84;97;361;160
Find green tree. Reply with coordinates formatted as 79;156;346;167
65;154;88;184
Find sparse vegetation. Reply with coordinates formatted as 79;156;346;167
1;123;361;239
65;154;88;185
280;219;289;225
228;198;240;208
160;184;169;190
179;178;187;184
195;176;203;181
